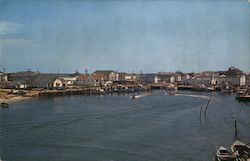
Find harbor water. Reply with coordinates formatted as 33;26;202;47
0;90;250;161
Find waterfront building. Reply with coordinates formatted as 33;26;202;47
31;73;71;88
52;77;67;89
8;71;40;88
0;72;10;88
118;72;136;82
76;73;105;87
141;73;158;83
245;74;250;87
214;67;246;87
182;72;215;87
57;76;78;86
125;74;136;81
0;71;8;82
94;70;119;83
156;72;175;83
174;71;185;84
118;72;126;81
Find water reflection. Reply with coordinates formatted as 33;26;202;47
0;90;249;161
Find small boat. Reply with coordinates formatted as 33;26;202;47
216;146;238;161
130;95;141;99
231;140;250;160
1;102;9;108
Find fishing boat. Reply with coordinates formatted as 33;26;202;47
231;140;250;161
216;146;238;161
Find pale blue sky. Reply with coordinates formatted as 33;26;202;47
0;0;249;73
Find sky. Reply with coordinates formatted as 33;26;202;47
0;0;249;73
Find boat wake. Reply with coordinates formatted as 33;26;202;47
173;94;210;100
131;93;210;100
130;93;152;99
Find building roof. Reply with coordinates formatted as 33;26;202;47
94;70;116;74
118;72;127;75
10;71;40;77
157;72;174;76
218;67;243;76
32;74;71;84
9;71;40;84
77;74;89;80
91;73;105;80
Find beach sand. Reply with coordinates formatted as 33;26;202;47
0;96;33;103
0;89;36;104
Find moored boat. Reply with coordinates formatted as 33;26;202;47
231;140;250;161
216;146;238;161
1;102;9;108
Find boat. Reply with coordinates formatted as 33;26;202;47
130;95;141;99
231;140;250;161
216;146;238;161
236;95;250;102
1;102;9;108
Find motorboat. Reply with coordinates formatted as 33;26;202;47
216;146;238;161
231;140;250;161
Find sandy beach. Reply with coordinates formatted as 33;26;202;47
0;89;36;104
0;96;33;104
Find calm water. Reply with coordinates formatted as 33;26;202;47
0;90;250;161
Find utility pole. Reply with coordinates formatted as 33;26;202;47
2;68;5;82
234;120;238;138
3;68;6;88
27;68;31;92
85;69;88;75
140;70;143;84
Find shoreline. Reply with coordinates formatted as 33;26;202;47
0;96;33;104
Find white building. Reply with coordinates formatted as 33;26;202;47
53;78;67;88
214;75;246;87
58;76;78;86
0;72;8;82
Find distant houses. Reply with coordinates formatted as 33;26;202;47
76;73;105;87
157;72;175;83
141;73;158;83
8;71;40;89
0;71;8;82
75;72;137;87
94;70;119;82
118;72;136;82
1;66;248;90
245;74;250;87
217;67;245;87
0;71;9;88
181;67;246;88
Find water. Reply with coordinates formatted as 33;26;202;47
0;90;250;161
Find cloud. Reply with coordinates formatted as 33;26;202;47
0;21;38;47
0;38;39;47
0;21;22;36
